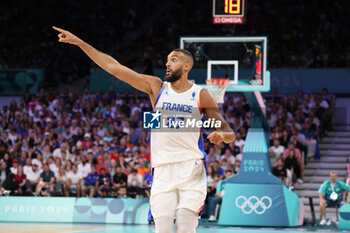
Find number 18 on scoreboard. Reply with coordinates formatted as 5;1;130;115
213;0;247;24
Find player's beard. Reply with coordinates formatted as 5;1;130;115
164;67;182;82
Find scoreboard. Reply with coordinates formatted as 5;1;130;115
213;0;246;24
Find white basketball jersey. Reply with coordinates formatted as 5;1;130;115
150;82;206;167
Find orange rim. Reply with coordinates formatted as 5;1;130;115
206;78;230;89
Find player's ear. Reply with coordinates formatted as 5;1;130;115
184;63;191;72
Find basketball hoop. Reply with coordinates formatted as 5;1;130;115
205;78;231;104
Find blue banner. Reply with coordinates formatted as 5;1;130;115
0;197;149;224
218;128;303;227
0;69;42;94
219;184;289;226
0;197;74;222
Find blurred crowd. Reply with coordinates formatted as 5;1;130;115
0;88;250;197
267;88;334;187
1;0;349;89
0;87;334;198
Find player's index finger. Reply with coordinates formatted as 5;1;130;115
52;26;65;33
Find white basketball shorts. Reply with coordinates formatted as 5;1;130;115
150;159;207;219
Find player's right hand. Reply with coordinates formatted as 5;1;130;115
207;131;224;145
52;26;82;46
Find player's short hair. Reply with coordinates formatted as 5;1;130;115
172;49;194;67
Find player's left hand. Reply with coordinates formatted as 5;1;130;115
207;131;224;144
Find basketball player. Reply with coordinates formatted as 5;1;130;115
53;26;235;233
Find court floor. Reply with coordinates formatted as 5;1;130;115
0;223;345;233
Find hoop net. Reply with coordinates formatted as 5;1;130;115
205;78;230;104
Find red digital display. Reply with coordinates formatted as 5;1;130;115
224;0;241;14
213;0;246;24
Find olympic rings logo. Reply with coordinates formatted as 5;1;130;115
235;196;272;215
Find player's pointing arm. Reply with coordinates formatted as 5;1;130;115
200;89;236;144
52;26;162;102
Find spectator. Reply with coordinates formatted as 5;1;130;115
207;170;234;222
47;156;56;174
65;160;73;177
269;149;278;167
139;144;150;161
23;158;33;175
2;173;21;196
55;166;67;194
206;165;217;198
65;164;83;197
117;186;128;198
17;151;27;166
127;168;143;198
112;166;127;190
279;129;290;148
82;166;99;197
36;163;55;194
220;159;229;172
82;133;93;150
32;152;44;170
53;143;70;160
0;161;10;186
136;159;149;178
26;164;40;192
233;160;241;174
96;168;111;197
212;160;224;179
2;152;11;168
42;145;52;161
283;142;304;178
10;159;19;174
318;171;350;225
143;170;153;198
284;150;303;184
301;122;319;159
95;144;104;159
272;158;287;184
290;132;308;163
78;155;91;179
96;156;109;174
234;132;245;152
220;149;235;168
14;165;27;193
207;146;220;164
108;159;117;177
269;139;284;158
52;157;62;177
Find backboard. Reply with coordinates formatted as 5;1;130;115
180;36;270;92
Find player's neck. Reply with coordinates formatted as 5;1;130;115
170;76;193;93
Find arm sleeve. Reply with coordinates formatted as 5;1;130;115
318;181;327;194
216;180;223;194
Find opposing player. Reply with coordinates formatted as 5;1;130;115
53;26;235;233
